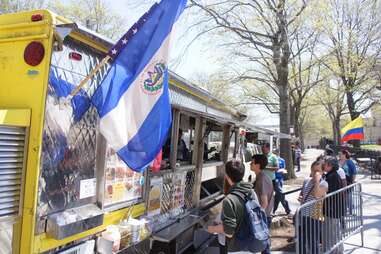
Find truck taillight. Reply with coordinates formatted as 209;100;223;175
69;52;82;61
31;13;43;22
24;42;45;66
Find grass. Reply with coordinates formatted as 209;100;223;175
361;144;381;151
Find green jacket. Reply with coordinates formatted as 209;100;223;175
222;181;253;251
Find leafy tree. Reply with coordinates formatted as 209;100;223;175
190;72;240;107
0;0;126;40
0;0;47;13
48;0;126;39
314;78;348;146
317;0;381;121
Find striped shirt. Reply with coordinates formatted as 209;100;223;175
300;177;328;216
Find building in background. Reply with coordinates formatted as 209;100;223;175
364;105;381;144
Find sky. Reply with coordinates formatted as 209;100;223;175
79;0;215;78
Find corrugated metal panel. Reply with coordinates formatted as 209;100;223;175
0;125;26;218
169;85;236;122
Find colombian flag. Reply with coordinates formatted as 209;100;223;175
341;116;364;142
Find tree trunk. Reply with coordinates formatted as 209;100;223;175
299;124;305;150
279;84;294;179
293;104;302;145
290;103;295;136
276;1;294;179
333;118;341;146
346;90;361;147
346;91;360;120
296;120;305;150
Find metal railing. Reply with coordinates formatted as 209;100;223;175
332;145;381;179
295;183;364;254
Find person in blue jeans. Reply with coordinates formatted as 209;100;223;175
273;150;291;215
252;154;273;254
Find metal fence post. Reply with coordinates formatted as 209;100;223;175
359;183;364;247
295;183;363;254
295;208;300;254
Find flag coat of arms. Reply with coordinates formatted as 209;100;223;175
341;116;365;142
92;0;187;171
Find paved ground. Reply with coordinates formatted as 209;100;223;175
275;149;381;254
200;149;381;254
342;174;381;254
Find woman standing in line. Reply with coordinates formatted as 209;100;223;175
297;161;328;254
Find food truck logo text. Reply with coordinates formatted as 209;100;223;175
141;62;166;95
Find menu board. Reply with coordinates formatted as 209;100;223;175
172;172;186;210
104;146;143;206
147;177;163;217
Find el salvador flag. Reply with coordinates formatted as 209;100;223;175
92;0;187;172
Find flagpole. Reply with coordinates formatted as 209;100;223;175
70;55;111;96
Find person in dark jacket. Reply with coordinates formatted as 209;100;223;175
207;159;254;253
322;156;344;254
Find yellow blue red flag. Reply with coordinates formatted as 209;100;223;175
341;116;364;142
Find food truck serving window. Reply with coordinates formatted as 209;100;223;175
204;122;223;162
162;113;196;168
177;114;196;166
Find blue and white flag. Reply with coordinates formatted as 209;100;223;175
92;0;187;172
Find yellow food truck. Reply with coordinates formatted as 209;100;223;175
0;10;248;254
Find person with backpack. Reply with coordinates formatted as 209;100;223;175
207;159;270;253
251;154;274;254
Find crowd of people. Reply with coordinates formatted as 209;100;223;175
207;144;358;254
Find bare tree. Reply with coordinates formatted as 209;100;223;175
188;0;307;177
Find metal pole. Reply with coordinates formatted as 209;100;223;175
360;184;364;247
296;208;300;254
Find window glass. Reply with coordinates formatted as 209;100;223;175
204;122;223;162
228;130;236;159
161;114;196;168
103;146;143;207
177;114;195;166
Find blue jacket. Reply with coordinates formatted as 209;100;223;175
275;157;286;183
